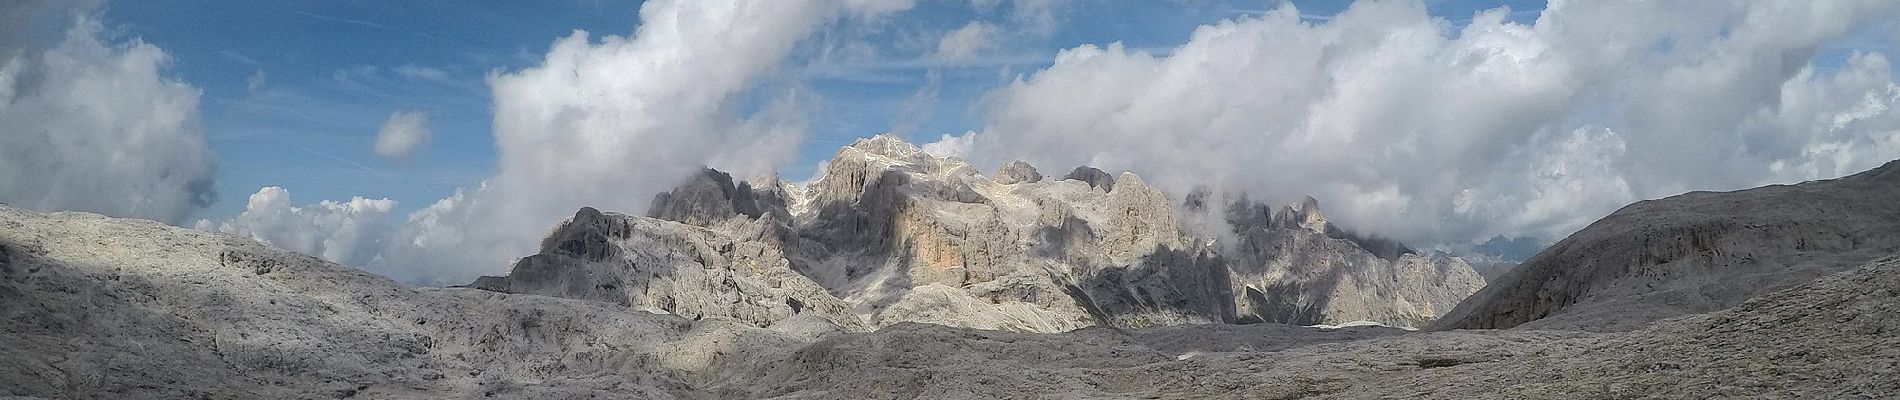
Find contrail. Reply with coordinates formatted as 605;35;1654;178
291;10;388;29
292;144;378;172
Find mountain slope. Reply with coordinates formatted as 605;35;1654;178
715;255;1900;399
0;205;822;399
1436;159;1900;331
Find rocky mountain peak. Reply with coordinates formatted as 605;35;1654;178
994;160;1042;184
540;206;633;261
1293;196;1328;232
646;168;780;227
844;133;925;160
1256;195;1329;233
1062;166;1117;192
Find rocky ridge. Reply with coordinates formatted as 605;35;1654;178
472;134;1486;331
1437;159;1900;331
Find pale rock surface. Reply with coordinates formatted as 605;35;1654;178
993;160;1042;184
1437;159;1900;331
492;134;1486;331
470;206;866;330
1061;166;1117;192
0;204;819;399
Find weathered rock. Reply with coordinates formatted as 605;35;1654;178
646;168;785;227
0;204;823;399
734;256;1900;399
1061;166;1117;192
1435;159;1900;332
993;160;1042;184
478;207;865;330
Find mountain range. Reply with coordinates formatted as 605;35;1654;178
2;136;1897;398
471;135;1485;332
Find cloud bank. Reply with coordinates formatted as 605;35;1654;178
348;0;913;284
198;187;396;268
972;0;1900;248
0;1;216;224
372;110;431;160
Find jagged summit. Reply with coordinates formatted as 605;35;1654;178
993;160;1042;184
1061;166;1117;192
845;133;924;159
473;135;1484;331
646;168;788;227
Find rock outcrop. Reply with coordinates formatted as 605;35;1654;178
482;134;1485;331
993;160;1042;184
470;207;865;330
1436;159;1900;331
1061;166;1117;192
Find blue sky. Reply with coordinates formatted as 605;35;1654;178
12;0;1899;283
101;0;1550;222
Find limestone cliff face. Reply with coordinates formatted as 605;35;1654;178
476;134;1485;332
1435;160;1900;332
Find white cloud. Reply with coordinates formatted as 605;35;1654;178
973;1;1900;247
934;21;1002;62
372;110;431;160
361;0;914;285
920;131;978;159
0;3;216;225
198;187;396;268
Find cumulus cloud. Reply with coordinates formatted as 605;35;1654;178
0;1;216;225
198;187;396;268
920;131;978;159
357;0;914;284
934;21;1002;63
973;0;1900;248
372;110;431;160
